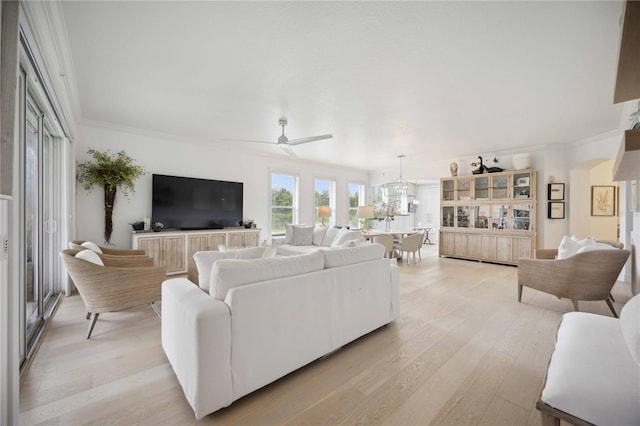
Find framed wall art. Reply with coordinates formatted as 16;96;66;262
591;186;616;216
548;202;565;219
547;183;565;200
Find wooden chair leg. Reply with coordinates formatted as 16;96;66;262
571;299;579;312
539;411;560;426
517;284;523;302
87;313;99;339
605;298;618;318
609;292;615;302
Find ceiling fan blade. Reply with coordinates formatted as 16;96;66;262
280;145;297;157
220;138;278;145
287;134;333;146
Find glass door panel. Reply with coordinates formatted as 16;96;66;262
442;206;455;227
513;172;532;199
474;205;490;229
491;175;509;200
474;176;489;200
457;205;471;228
512;204;532;231
491;204;509;230
442;179;454;201
457;178;471;201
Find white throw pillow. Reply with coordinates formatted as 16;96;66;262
620;294;640;365
193;251;239;291
321;243;385;268
312;227;327;246
340;239;362;248
210;250;325;300
75;249;104;266
322;227;340;247
290;225;314;246
262;246;277;258
236;246;267;259
284;224;294;244
331;228;364;248
557;235;596;259
69;242;83;250
576;243;617;254
81;241;103;254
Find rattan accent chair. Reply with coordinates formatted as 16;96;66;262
69;240;146;256
61;249;166;338
517;249;630;317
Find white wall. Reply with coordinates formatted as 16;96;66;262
74;123;369;249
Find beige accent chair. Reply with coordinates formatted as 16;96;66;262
371;234;394;259
70;240;146;256
393;232;423;264
61;249;166;338
517;248;630;317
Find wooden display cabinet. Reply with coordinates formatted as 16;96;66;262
439;169;536;265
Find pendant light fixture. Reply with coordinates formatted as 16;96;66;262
394;154;408;195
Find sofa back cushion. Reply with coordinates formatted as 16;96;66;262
330;228;364;248
557;235;596;259
620;294;640;365
322;227;340;247
321;243;385;268
211;250;325;301
312;227;327;246
194;251;239;291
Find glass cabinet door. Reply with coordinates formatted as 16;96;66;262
457;205;471;228
491;204;509;230
442;206;455;227
474;176;489;200
442;179;454;201
512;204;532;231
491;175;508;200
457;178;471;201
513;172;532;199
474;205;490;228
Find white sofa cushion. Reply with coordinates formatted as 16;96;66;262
320;243;385;268
541;311;640;425
194;247;271;292
211;251;325;301
620;294;640;365
557;235;596;259
576;243;617;254
321;227;340;247
75;249;104;266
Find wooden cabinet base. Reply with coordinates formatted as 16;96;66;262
132;228;261;275
439;231;535;266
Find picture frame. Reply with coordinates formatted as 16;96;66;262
516;177;530;186
548;202;565;219
547;183;565;201
591;186;616;216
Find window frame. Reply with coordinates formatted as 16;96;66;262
269;172;299;237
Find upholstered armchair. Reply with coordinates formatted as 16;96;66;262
371;234;394;259
393;232;423;264
517;249;630;317
61;249;166;338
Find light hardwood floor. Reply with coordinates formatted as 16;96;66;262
20;244;632;425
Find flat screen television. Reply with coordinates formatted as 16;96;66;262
152;174;243;230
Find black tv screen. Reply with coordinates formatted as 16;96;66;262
152;174;243;230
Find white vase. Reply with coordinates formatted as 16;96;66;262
512;153;531;170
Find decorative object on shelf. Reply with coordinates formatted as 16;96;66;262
152;222;165;232
317;206;331;227
77;149;145;244
548;183;565;200
471;156;486;174
357;205;375;233
242;219;254;229
511;153;531;170
591;186;616;216
471;156;504;174
548;202;565;219
374;200;398;232
450;162;458;177
395;154;409;195
130;221;144;231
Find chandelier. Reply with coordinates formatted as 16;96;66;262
394;154;408;195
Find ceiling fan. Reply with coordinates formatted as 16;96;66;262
226;118;333;157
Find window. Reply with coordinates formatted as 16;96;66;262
348;182;365;228
315;178;335;227
271;173;298;236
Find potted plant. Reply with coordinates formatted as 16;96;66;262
77;149;145;244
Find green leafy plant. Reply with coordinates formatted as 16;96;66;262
77;149;145;244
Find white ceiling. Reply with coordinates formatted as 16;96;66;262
60;1;625;178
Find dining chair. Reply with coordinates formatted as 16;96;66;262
393;232;423;264
371;234;394;259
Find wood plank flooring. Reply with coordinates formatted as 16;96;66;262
19;245;633;425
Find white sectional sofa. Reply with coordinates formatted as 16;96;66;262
161;243;399;419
